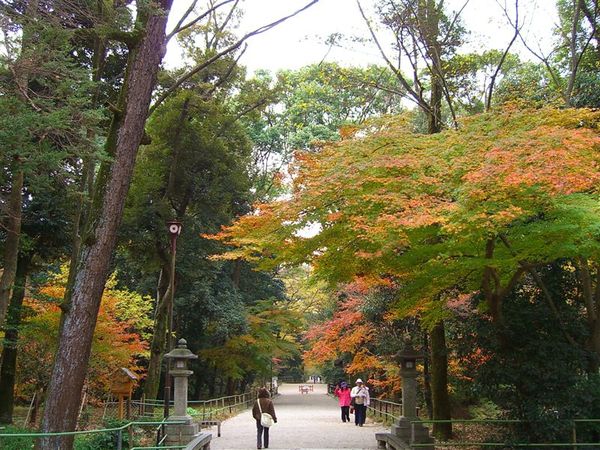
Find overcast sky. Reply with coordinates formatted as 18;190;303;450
165;0;558;75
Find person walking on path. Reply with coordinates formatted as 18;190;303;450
334;381;352;422
252;388;277;449
350;378;370;426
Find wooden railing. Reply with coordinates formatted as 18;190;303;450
368;398;403;423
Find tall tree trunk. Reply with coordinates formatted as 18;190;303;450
0;0;39;329
430;321;452;439
578;259;600;373
420;0;444;135
144;267;171;400
226;377;234;396
39;2;174;448
422;329;433;419
144;97;191;399
0;169;24;328
0;255;29;423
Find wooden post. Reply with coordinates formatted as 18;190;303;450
23;392;36;427
118;394;124;420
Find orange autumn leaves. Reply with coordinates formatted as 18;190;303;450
17;270;150;400
213;107;600;280
303;281;381;378
303;280;401;395
304;295;372;366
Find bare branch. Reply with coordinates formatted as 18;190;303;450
498;234;577;347
486;0;520;110
440;0;470;47
577;257;596;325
166;0;236;42
208;0;241;50
168;0;199;39
356;0;431;112
151;0;320;114
565;1;596;105
201;43;247;100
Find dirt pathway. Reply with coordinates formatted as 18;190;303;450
206;383;388;450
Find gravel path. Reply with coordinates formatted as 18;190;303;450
207;383;389;450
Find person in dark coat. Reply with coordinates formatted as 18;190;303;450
252;387;277;449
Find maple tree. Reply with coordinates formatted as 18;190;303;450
215;105;600;411
303;279;404;397
16;268;150;403
198;299;301;383
218;106;599;297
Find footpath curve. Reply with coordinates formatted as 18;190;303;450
207;383;388;450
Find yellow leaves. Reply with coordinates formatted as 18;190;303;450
462;125;600;197
209;106;600;305
345;349;384;375
38;285;64;301
19;266;150;398
339;124;359;139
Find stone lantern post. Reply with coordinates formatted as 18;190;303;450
164;338;200;446
392;341;434;449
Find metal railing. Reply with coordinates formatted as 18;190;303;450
0;419;186;449
135;392;254;422
0;392;255;449
368;397;403;423
407;418;600;448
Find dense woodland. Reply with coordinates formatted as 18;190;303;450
0;0;599;448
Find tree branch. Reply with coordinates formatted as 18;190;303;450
577;257;596;326
356;0;431;113
208;0;241;50
201;44;247;100
498;234;577;346
166;0;236;42
486;0;520;110
150;0;320;114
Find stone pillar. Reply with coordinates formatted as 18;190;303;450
171;366;193;419
401;366;418;419
164;339;201;446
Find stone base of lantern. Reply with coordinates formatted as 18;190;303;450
395;417;434;444
164;416;200;446
376;417;434;450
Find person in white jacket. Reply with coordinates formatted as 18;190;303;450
350;378;370;426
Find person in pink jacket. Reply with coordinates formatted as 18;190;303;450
334;381;352;422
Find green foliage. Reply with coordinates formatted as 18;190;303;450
120;58;291;395
453;264;598;441
494;62;561;107
0;420;139;450
468;399;502;420
74;419;134;450
274;63;403;149
0;21;101;191
444;50;520;113
244;63;404;200
0;425;32;450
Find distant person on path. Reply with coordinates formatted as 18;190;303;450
350;378;370;426
334;381;352;422
252;388;277;449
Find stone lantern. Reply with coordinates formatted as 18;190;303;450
164;339;200;446
396;341;423;418
391;341;434;449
